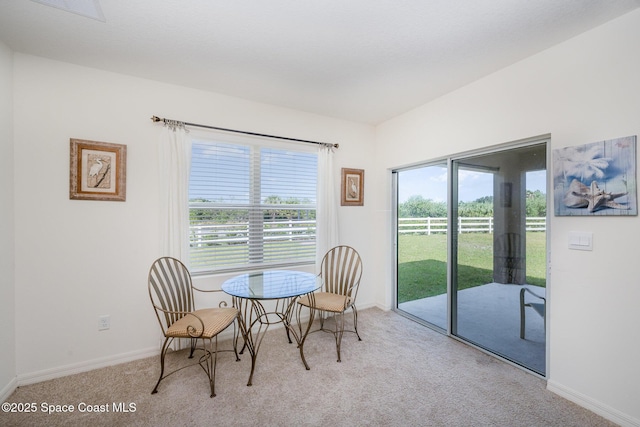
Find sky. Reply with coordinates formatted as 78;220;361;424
398;166;546;203
190;139;548;204
190;140;318;202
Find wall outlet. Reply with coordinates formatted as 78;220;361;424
98;315;110;331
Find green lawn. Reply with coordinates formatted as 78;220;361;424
397;232;546;303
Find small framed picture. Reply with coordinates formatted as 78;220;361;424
341;168;364;206
70;138;127;201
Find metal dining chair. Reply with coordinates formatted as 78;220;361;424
148;256;239;397
298;245;363;362
520;287;546;339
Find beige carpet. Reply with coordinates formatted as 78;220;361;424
1;308;615;426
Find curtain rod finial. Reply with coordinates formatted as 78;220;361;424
151;116;162;122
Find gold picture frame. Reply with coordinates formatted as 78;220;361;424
341;168;364;206
70;138;127;201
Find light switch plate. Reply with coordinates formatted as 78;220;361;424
568;231;593;251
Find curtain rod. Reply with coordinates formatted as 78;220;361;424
151;116;339;149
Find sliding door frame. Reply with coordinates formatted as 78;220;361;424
392;134;551;377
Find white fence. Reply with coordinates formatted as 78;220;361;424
191;219;316;247
398;217;546;235
191;217;546;246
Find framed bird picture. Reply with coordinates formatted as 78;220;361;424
341;168;364;206
69;138;127;201
552;135;637;216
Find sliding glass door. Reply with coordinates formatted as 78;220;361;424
396;163;448;331
394;141;547;375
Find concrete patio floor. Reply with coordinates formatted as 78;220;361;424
398;283;546;375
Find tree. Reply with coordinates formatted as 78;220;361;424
526;190;546;217
458;198;493;217
262;195;314;221
399;195;447;218
399;192;546;218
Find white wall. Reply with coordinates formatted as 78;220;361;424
8;8;640;426
0;42;16;401
375;9;640;427
11;53;376;384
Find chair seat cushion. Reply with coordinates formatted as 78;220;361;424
166;307;238;339
298;292;351;313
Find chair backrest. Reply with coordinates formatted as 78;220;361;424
320;246;363;301
148;257;195;332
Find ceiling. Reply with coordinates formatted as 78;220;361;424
1;1;639;125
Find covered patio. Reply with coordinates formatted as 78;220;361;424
398;282;546;375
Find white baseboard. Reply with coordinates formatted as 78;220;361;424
10;306;374;390
16;347;159;387
0;376;17;403
372;302;391;311
547;380;640;427
13;324;270;388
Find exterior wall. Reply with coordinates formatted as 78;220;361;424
374;10;640;426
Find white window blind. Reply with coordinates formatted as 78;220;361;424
189;138;317;274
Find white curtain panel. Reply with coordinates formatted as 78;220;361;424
316;145;340;271
158;123;192;264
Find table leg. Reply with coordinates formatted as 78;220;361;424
233;297;268;386
284;291;317;370
233;292;317;386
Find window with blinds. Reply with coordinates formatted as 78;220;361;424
189;138;317;274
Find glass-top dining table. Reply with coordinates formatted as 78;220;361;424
221;270;320;386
